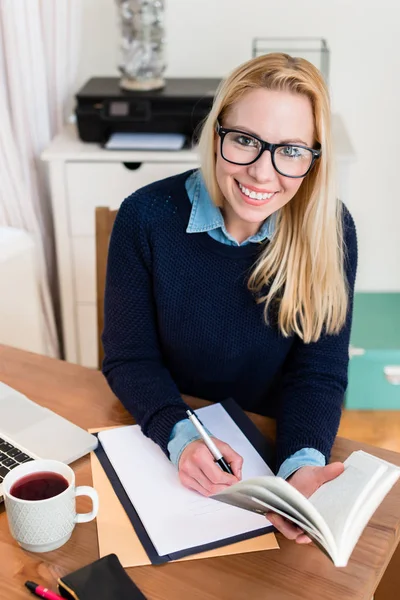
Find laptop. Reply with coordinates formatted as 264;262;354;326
0;381;98;502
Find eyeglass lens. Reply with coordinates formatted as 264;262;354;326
222;131;314;177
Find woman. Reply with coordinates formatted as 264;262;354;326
102;53;357;544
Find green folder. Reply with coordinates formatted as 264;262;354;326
346;293;400;409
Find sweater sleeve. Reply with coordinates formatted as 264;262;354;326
275;207;358;470
101;194;189;455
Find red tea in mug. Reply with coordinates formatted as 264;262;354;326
10;471;69;501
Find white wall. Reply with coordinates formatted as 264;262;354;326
76;0;400;292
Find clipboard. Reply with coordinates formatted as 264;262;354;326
93;398;277;565
90;450;279;567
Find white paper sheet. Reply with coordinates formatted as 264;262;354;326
98;403;273;556
104;132;186;151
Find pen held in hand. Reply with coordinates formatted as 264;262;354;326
186;409;234;475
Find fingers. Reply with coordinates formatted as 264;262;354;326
316;462;344;486
216;440;244;479
190;467;233;496
179;439;242;496
296;534;312;544
267;513;312;544
288;462;345;498
187;441;238;484
200;458;238;486
179;471;210;496
267;513;303;540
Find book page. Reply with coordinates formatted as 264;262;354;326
339;453;400;564
308;451;395;549
98;403;273;557
338;467;400;566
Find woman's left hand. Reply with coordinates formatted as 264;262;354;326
266;462;344;544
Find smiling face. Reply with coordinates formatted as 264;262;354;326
215;88;315;242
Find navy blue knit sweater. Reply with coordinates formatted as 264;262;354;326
102;171;357;470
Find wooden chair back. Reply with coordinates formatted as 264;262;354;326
95;207;118;369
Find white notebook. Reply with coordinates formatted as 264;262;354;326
97;403;273;557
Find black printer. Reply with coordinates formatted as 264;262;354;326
75;77;221;146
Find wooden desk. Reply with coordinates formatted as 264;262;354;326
1;345;399;600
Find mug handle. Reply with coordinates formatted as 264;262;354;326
74;486;99;523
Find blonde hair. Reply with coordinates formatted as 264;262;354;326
198;53;347;343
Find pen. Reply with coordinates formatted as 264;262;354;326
186;409;234;475
25;581;64;600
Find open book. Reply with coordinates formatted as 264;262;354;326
212;450;400;567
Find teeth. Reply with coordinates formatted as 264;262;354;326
238;182;275;200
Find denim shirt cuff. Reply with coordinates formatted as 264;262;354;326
277;448;326;480
167;418;212;467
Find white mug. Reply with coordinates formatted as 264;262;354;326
3;459;99;553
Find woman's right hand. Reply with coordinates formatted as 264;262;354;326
178;438;243;496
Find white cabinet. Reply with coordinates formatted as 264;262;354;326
66;161;197;236
42;119;355;368
42;124;198;368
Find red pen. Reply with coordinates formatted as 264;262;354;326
25;581;63;600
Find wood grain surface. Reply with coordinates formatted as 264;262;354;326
0;344;399;600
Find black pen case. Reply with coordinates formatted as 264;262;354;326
57;553;147;600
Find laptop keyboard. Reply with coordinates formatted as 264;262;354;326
0;438;34;483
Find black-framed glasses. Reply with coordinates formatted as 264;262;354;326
216;122;321;178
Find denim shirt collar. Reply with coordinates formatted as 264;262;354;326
185;170;275;246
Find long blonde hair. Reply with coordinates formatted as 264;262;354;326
198;53;347;343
